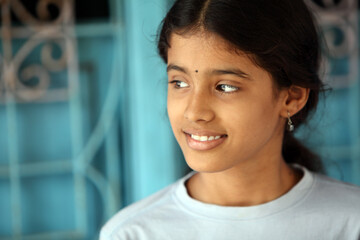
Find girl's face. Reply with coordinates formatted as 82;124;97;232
167;32;287;173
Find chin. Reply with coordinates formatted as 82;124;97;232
184;154;233;173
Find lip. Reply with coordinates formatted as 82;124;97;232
183;128;226;137
183;129;228;151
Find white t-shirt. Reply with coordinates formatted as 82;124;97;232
100;166;360;240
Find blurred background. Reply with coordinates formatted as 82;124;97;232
0;0;359;239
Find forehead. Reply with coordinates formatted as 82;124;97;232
168;32;243;60
170;31;234;50
167;32;270;80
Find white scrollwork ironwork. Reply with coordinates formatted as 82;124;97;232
1;0;122;239
11;0;69;27
306;0;358;88
1;0;71;102
307;0;355;12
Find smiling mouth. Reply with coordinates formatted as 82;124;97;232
183;132;228;151
188;133;227;142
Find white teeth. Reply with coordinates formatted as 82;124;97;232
191;134;201;141
190;134;222;141
200;136;208;142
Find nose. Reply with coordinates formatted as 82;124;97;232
184;90;215;123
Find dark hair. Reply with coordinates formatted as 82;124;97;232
158;0;325;172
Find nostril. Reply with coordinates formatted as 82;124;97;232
183;105;215;122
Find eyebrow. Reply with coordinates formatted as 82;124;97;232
211;68;251;80
167;64;251;80
167;64;188;74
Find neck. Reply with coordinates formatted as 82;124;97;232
186;157;303;207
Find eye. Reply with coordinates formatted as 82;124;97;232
216;84;239;93
169;80;189;89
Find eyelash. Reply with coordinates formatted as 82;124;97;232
216;84;239;94
169;80;240;94
169;80;189;89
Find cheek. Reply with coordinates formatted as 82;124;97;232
167;95;183;133
223;96;279;137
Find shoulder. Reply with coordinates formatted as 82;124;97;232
100;180;180;240
308;172;360;212
314;173;360;200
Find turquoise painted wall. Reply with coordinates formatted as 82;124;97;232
120;0;185;205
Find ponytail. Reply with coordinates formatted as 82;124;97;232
282;132;324;173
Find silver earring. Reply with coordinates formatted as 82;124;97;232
287;111;294;132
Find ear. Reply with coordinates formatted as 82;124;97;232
280;86;310;118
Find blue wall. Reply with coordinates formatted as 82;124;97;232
120;0;185;205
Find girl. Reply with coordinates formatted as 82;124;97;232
101;0;360;239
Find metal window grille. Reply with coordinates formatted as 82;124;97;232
0;0;123;239
304;0;360;185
